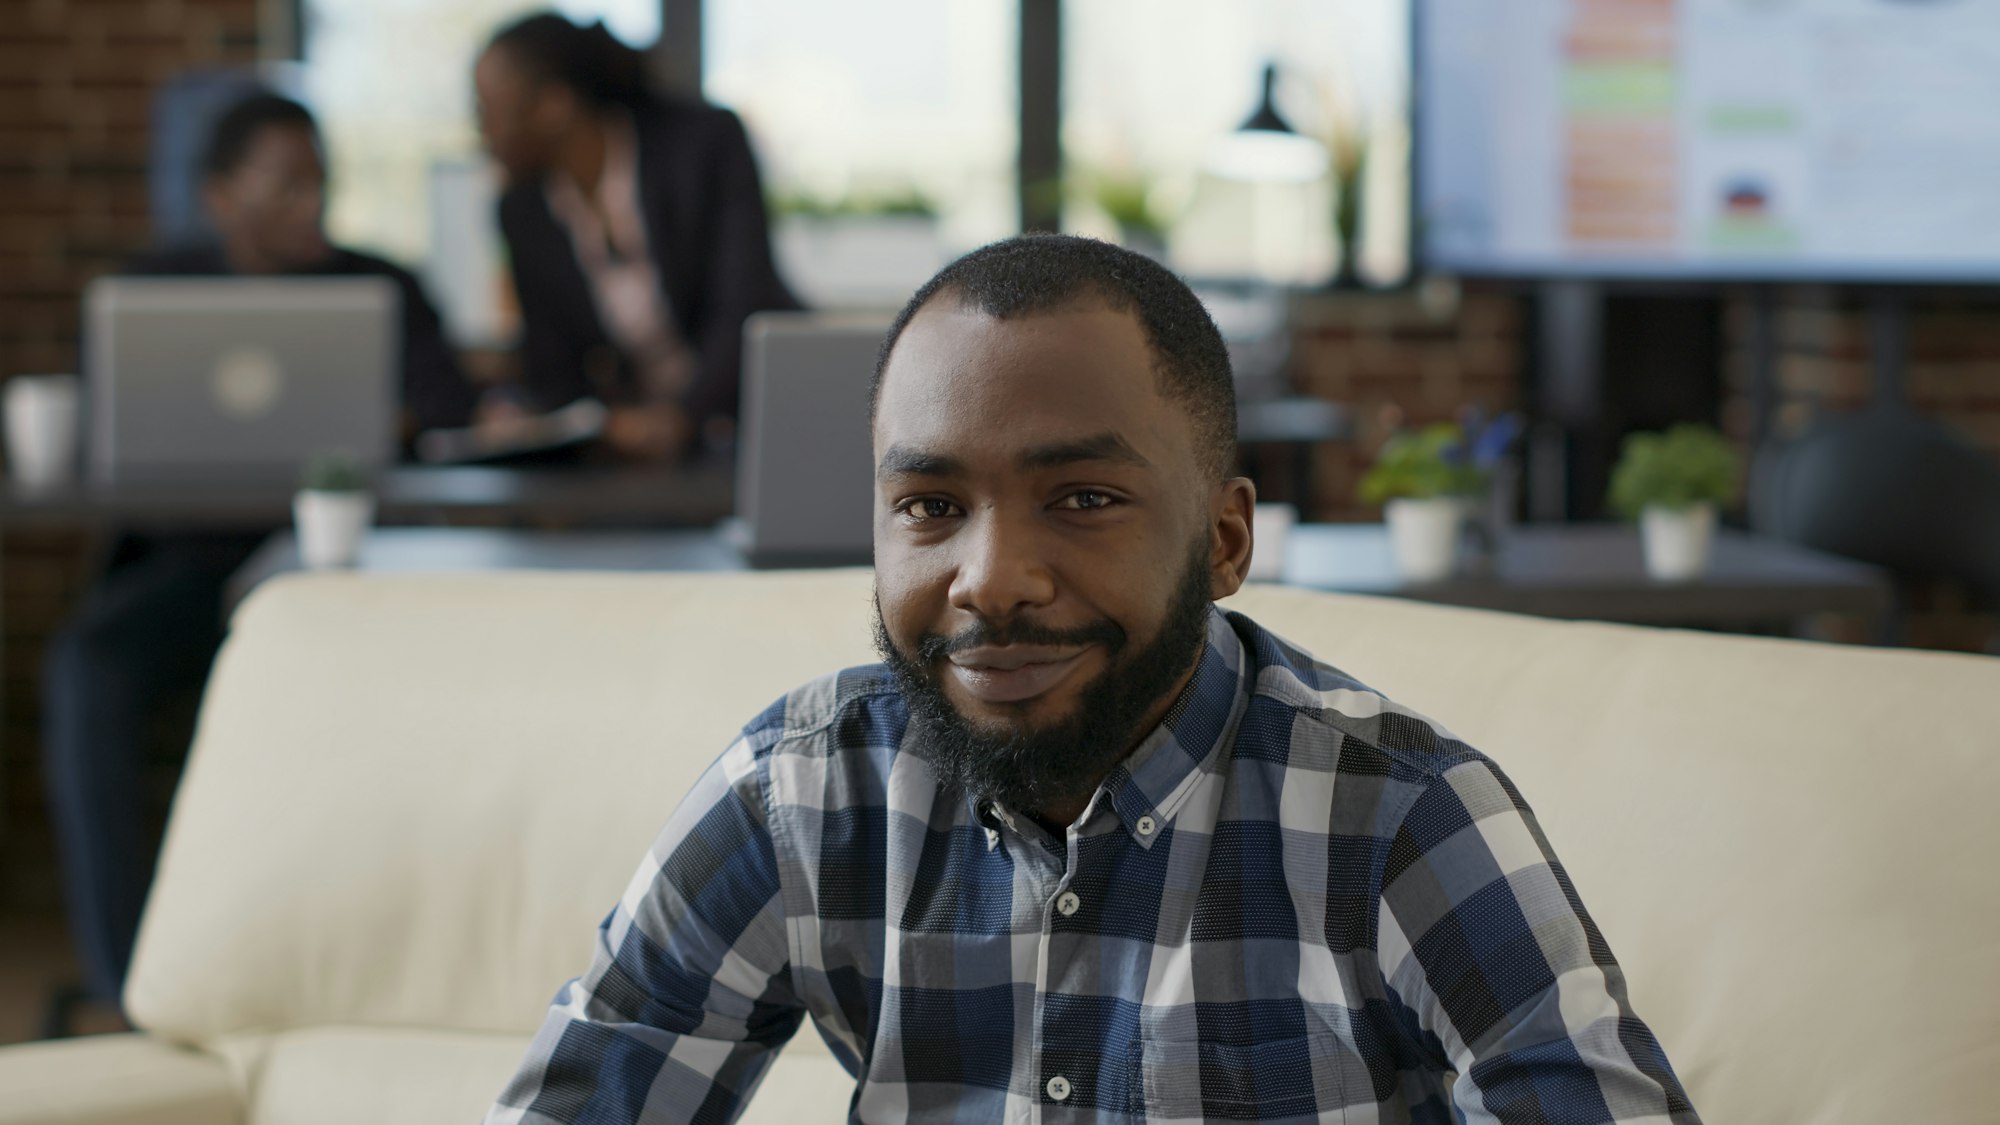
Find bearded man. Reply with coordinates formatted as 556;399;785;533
487;235;1697;1125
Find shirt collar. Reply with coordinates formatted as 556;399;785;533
1097;606;1249;847
543;112;644;262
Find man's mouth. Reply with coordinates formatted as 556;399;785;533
945;644;1093;704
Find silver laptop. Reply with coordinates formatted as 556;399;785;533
735;312;887;567
85;276;397;481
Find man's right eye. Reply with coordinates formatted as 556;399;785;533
898;497;963;522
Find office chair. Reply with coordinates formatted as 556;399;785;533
1751;401;2000;650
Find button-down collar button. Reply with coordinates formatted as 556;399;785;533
1136;814;1157;836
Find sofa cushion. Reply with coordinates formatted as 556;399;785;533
0;1033;238;1125
130;571;883;1042
126;571;2000;1123
1230;585;2000;1125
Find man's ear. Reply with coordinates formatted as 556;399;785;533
1208;476;1257;601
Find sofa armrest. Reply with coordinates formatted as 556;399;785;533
0;1033;239;1125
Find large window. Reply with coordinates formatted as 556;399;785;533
300;0;1411;328
1063;0;1410;286
705;0;1018;307
302;0;657;341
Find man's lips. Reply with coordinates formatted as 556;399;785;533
946;644;1092;704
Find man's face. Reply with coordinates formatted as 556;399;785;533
203;123;329;272
871;298;1253;814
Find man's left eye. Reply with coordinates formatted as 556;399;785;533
1056;490;1117;511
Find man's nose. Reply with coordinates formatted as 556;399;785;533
947;509;1056;621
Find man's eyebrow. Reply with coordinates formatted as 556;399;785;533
1019;432;1151;471
877;445;964;481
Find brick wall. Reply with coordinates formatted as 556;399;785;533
2;0;263;377
1720;287;2000;456
1288;284;1527;522
1719;287;2000;650
1;0;263;909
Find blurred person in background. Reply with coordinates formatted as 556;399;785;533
132;93;477;439
474;12;799;462
39;92;480;1028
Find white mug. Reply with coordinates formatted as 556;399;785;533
5;374;81;488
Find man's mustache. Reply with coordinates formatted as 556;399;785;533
915;617;1126;664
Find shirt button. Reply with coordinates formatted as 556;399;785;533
1056;891;1080;916
1046;1075;1072;1101
1136;815;1157;836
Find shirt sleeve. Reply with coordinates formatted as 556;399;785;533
1376;757;1701;1124
484;734;804;1125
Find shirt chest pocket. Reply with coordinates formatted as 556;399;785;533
1129;1032;1345;1120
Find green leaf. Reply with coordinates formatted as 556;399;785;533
1358;423;1487;504
1607;424;1739;519
300;451;368;493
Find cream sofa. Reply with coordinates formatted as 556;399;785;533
3;569;1997;1124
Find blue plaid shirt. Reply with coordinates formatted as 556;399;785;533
488;607;1698;1123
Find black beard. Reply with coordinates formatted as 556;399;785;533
874;538;1215;819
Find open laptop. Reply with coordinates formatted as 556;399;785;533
734;311;887;567
85;276;397;482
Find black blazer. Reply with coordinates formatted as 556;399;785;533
498;98;800;428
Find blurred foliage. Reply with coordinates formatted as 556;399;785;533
1086;170;1167;241
771;187;939;220
300;451;369;493
1608;424;1740;518
1359;423;1485;504
1332;147;1365;284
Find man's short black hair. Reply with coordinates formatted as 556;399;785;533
203;92;318;179
872;234;1238;480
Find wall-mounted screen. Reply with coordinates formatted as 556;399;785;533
1417;0;2000;281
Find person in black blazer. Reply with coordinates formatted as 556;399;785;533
475;13;800;461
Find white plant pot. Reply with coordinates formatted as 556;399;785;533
1385;497;1463;583
1247;502;1297;582
294;490;374;570
1640;502;1716;582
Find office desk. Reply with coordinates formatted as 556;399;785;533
225;526;750;610
1281;523;1891;629
0;463;735;530
228;522;1890;634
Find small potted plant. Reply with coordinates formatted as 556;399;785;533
1608;424;1740;582
1359;422;1485;582
1087;169;1169;258
294;452;374;570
